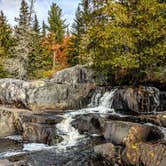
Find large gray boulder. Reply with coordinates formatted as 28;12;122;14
111;86;161;114
122;141;166;166
51;65;95;84
0;65;96;111
103;120;163;146
0;107;63;145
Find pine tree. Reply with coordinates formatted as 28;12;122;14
29;0;36;24
67;0;92;66
33;14;40;33
47;2;66;44
28;14;41;78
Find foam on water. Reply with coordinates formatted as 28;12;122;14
5;135;23;141
55;89;118;150
0;89;119;157
23;143;51;151
56;114;85;150
0;151;25;158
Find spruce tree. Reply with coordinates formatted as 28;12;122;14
28;14;41;78
67;0;92;66
12;0;33;80
87;0;166;83
67;5;84;66
0;11;14;77
33;14;40;33
42;21;46;37
47;2;66;43
0;11;14;57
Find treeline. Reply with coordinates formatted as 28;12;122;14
69;0;166;85
0;0;165;86
0;0;67;79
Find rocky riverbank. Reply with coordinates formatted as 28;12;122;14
0;65;165;166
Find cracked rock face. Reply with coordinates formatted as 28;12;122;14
0;107;63;145
111;86;161;114
0;65;96;111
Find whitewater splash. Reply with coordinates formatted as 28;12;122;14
56;114;85;150
0;89;118;157
55;88;118;150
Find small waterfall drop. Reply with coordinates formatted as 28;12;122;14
55;88;118;150
56;114;84;150
0;88;118;157
87;88;117;113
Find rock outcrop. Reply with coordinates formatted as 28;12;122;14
0;65;96;111
0;107;63;145
71;114;105;135
122;141;166;166
111;86;161;114
94;143;121;163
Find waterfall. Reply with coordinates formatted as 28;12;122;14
55;88;118;150
56;114;84;150
147;87;160;112
0;88;118;157
87;88;117;113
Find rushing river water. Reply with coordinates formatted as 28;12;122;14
0;87;165;163
0;89;118;158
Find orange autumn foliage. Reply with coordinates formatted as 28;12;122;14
51;34;70;68
40;34;71;78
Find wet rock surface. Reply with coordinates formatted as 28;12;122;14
71;114;105;135
103;120;163;145
94;143;121;163
139;112;166;127
122;141;166;166
23;122;63;145
0;109;16;137
111;86;161;114
0;66;166;166
0;139;22;153
0;107;64;145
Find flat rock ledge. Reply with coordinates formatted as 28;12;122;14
0;106;63;145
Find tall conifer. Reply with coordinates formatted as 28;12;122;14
47;3;66;44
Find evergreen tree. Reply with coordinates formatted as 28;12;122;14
0;11;14;57
87;0;166;83
67;5;83;66
12;0;33;79
33;14;40;33
29;0;36;24
0;11;14;77
42;21;46;37
47;2;66;43
28;14;41;78
67;0;92;66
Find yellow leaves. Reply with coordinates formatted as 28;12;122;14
149;152;154;158
131;143;138;150
42;69;55;78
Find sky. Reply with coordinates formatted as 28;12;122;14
0;0;80;27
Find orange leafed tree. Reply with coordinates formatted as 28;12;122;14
51;34;70;70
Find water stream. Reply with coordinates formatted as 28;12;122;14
0;89;118;158
0;88;165;160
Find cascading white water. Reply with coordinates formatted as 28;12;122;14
55;88;118;150
86;88;117;113
56;114;85;150
149;87;160;112
0;88;118;157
